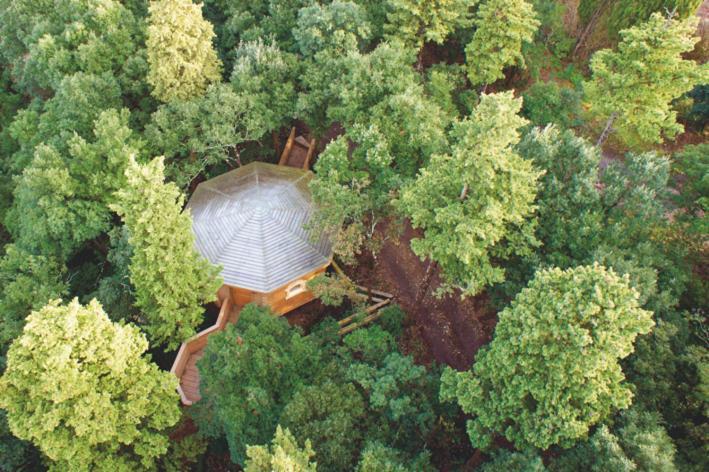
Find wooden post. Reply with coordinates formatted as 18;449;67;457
303;138;317;170
279;127;296;166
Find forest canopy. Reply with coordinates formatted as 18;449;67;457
0;0;706;471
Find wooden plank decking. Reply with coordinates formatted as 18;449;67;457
180;348;205;403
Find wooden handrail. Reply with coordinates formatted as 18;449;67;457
279;128;296;166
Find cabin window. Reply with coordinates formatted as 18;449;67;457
285;280;307;299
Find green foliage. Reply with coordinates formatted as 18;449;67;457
0;0;143;92
0;245;67;359
384;0;475;48
293;1;371;56
147;0;222;102
309;124;400;262
343;325;396;364
514;126;602;269
606;1;704;39
281;381;368;472
195;304;324;465
93;226;136;323
7;72;122;175
672;144;708;237
347;353;438;450
356;441;434;472
480;449;547;471
549;425;635;472
230;39;298;135
245;426;317;472
441;265;654;450
0;409;40;472
685;84;709;131
376;304;406;339
307;273;365;307
523;0;575;80
145;83;265;187
7;144;111;259
161;431;208;472
617;408;678;471
465;0;540;86
521;82;583;128
0;299;180;471
298;41;420;132
111;156;222;349
585;13;706;146
399;92;541;296
425;64;476;119
505;126;688;317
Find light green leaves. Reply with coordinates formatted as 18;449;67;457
147;0;222;102
0;298;180;471
245;426;317;472
111;156;222;349
442;264;654;450
585;13;707;147
465;0;539;86
399;92;541;296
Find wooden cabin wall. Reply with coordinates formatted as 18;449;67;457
227;263;329;315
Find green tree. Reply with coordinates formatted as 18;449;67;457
309;124;399;262
195;304;323;465
293;1;371;56
356;441;433;472
441;265;654;450
111;156;221;349
145;83;265;187
398;92;541;296
346;353;438;451
245;426;317;472
480;450;546;472
147;0;222;102
281;381;368;472
585;12;707;147
606;1;703;38
465;0;539;87
0;0;143;92
0;245;67;361
0;298;180;471
672;144;708;237
230;39;298;136
385;0;475;48
549;425;635;472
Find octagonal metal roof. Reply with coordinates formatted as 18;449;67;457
186;162;332;292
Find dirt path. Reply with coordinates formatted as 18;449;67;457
350;221;497;370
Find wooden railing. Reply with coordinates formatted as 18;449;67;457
170;295;237;405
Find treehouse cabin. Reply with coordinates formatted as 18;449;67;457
187;161;332;315
172;161;331;405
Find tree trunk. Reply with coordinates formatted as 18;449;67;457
459;183;469;201
414;260;437;307
573;0;611;58
596;112;618;147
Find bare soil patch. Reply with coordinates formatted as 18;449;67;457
346;220;497;370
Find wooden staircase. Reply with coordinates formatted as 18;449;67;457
279;127;316;170
170;297;241;405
